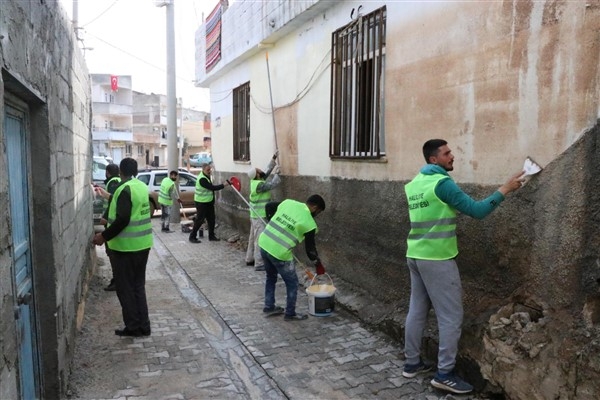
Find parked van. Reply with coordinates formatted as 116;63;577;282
92;156;109;183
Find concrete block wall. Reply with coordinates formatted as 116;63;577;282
0;1;93;398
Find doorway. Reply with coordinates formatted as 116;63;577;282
4;103;40;399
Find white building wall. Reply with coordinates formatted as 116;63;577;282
200;0;600;185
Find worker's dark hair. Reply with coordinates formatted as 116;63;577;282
306;194;326;211
169;170;179;176
423;139;448;163
119;157;138;178
106;163;119;177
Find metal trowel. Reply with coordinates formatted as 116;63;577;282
523;156;543;176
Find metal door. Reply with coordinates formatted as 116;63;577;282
5;104;39;399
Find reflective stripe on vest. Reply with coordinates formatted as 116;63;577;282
258;199;317;261
249;179;271;218
194;172;213;203
158;177;175;206
103;176;121;212
107;178;153;252
405;173;458;260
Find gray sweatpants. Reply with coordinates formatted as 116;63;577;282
404;258;463;374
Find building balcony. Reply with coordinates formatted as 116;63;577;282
92;130;133;142
93;102;133;116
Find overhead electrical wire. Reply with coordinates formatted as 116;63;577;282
79;0;121;28
83;30;196;86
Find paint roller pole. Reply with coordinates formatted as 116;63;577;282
227;177;314;279
265;52;279;160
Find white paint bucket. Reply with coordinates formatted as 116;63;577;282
306;274;336;317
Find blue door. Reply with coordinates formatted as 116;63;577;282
5;104;39;399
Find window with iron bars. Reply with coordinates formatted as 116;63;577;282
330;6;386;159
233;82;251;161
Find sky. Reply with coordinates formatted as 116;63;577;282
60;0;221;112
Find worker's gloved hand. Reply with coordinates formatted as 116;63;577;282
272;150;279;160
314;260;325;275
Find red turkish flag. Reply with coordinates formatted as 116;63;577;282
110;75;118;92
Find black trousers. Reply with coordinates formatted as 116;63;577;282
112;249;151;332
190;200;216;239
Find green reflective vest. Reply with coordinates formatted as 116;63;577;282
158;177;175;206
194;172;213;203
258;199;317;261
103;176;121;212
107;178;153;252
249;180;271;219
405;173;458;260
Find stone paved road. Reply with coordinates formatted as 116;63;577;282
68;219;483;399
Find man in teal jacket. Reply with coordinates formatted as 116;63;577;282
403;139;524;394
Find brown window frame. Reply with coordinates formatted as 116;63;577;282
329;6;386;159
233;82;251;161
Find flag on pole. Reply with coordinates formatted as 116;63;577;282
110;75;119;92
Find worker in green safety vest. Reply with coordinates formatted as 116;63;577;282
258;194;326;321
402;139;525;394
245;152;280;271
188;162;230;243
93;157;153;338
158;170;183;233
100;163;121;292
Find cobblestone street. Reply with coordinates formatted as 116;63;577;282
68;219;482;399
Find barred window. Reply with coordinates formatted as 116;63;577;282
330;6;386;159
233;82;251;161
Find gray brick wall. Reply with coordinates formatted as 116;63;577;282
0;1;93;398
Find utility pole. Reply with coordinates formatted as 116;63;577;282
157;0;181;222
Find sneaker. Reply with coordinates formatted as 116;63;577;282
431;372;473;394
263;306;284;316
162;229;174;233
254;265;265;271
284;313;308;321
402;360;433;378
189;238;201;243
246;261;255;266
208;237;221;242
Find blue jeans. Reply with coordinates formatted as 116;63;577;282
261;249;299;316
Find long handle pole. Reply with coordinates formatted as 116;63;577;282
265;52;279;160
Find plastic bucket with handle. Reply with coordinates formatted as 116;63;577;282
306;273;336;316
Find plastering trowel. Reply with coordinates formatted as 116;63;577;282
523;156;543;176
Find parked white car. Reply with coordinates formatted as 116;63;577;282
92;156;109;183
136;169;198;216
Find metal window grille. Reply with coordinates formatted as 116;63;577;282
330;6;386;159
233;82;251;161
